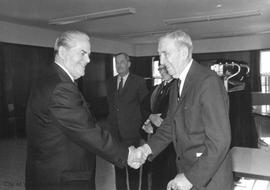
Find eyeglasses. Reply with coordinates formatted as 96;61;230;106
158;67;166;71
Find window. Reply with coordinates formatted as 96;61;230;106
260;50;270;92
112;56;118;76
152;57;162;85
113;56;162;86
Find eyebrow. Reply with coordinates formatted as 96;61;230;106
81;50;90;55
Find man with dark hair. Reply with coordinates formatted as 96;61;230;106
106;52;149;190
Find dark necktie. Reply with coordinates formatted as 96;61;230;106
159;81;166;94
177;79;181;101
118;77;123;94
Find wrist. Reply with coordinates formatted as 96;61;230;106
142;144;152;156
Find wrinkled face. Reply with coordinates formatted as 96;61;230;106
115;54;130;76
158;37;187;78
61;38;91;80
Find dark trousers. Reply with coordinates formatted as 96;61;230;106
149;143;176;190
115;166;147;190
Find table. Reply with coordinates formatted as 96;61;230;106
231;146;270;180
253;105;270;117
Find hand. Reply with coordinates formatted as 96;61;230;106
127;144;152;169
142;119;153;134
149;113;163;127
167;173;193;190
127;146;146;169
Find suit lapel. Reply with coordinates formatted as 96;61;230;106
169;80;180;112
55;63;96;122
54;63;74;83
172;61;197;112
80;92;96;122
180;61;196;101
113;76;118;91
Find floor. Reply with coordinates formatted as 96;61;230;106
0;137;117;190
1;121;270;190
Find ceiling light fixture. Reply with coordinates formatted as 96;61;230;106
216;4;222;8
199;29;270;40
119;29;171;38
164;10;262;25
49;7;136;25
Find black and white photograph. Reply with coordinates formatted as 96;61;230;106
0;1;270;190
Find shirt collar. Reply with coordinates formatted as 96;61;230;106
179;59;193;82
118;72;129;81
55;62;74;82
163;78;173;85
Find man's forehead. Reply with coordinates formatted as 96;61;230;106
159;38;177;51
74;40;91;52
116;54;127;61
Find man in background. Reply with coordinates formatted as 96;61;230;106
106;52;149;190
142;64;176;190
25;31;143;189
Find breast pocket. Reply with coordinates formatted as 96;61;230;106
183;103;204;135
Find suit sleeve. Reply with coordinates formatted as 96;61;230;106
185;76;231;188
147;82;176;158
48;82;128;168
147;112;174;158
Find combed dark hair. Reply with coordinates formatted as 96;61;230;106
115;52;130;62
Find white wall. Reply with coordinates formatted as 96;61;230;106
0;21;133;55
0;21;59;48
1;20;270;57
134;34;270;56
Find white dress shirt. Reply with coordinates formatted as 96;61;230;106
179;59;193;96
117;73;129;89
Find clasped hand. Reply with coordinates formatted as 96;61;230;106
142;113;163;134
127;145;150;169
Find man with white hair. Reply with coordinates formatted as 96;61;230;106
25;31;143;189
132;30;233;190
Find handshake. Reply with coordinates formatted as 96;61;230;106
127;144;152;169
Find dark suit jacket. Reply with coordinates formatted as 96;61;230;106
151;79;176;118
148;61;233;190
25;64;128;187
106;73;148;146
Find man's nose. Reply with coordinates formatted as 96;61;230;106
85;55;90;63
159;56;166;66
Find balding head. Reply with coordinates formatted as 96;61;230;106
159;30;193;60
54;31;90;56
54;31;91;80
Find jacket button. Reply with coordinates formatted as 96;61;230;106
177;156;180;160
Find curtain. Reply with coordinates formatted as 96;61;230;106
131;56;153;89
250;50;261;92
0;42;53;137
0;43;8;136
80;53;114;119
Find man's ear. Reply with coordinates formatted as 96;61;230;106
58;46;66;59
127;60;131;68
180;46;189;60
